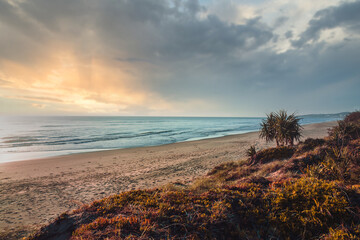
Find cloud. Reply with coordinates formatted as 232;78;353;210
116;57;148;63
292;0;360;47
32;103;46;109
0;79;12;86
0;0;359;115
285;31;293;39
10;95;63;103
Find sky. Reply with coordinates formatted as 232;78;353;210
0;0;359;117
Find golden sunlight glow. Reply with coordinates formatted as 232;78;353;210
0;49;160;115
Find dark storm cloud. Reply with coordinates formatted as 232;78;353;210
0;0;274;62
153;16;274;60
0;0;272;64
293;0;360;47
87;0;274;62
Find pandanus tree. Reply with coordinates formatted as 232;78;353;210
260;110;302;147
259;112;278;146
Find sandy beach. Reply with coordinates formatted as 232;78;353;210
0;121;336;238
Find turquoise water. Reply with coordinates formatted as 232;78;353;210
0;115;344;162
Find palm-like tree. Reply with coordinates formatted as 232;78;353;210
260;110;302;147
260;113;278;145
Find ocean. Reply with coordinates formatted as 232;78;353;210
0;115;344;163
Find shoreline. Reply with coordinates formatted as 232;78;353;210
0;130;260;165
0;121;337;237
0;120;338;165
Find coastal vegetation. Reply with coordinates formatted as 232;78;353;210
27;112;360;240
260;110;302;146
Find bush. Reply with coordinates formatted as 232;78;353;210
251;146;295;164
344;111;360;124
267;178;352;239
27;178;358;240
296;138;326;154
306;144;360;183
206;161;257;184
306;149;349;181
321;225;360;239
246;145;257;159
329;121;360;145
207;161;241;176
68;187;269;240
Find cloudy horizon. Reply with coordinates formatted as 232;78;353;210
0;0;359;117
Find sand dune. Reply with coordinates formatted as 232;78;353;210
0;121;336;238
